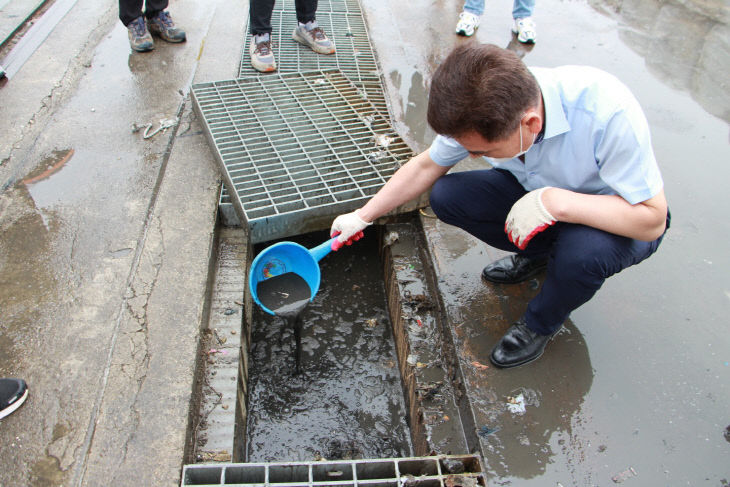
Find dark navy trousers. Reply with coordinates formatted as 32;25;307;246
119;0;168;26
250;0;318;35
429;168;668;335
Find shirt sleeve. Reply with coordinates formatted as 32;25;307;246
595;105;664;205
428;135;469;167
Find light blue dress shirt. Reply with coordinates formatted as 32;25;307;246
428;65;664;205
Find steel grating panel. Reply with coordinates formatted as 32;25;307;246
192;69;415;243
272;0;363;14
239;11;388;118
182;455;485;487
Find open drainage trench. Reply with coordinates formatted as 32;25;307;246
186;221;484;485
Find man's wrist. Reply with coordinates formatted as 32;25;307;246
354;209;373;225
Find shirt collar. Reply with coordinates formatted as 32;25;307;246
529;67;571;141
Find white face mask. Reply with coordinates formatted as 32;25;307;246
491;124;535;162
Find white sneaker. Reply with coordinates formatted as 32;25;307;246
512;17;537;44
455;11;480;37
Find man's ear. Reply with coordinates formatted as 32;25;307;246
523;109;542;136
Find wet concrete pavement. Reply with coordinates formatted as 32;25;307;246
361;0;730;484
0;0;729;485
1;0;244;484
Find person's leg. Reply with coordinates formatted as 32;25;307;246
429;168;551;259
292;0;335;54
463;0;485;16
511;0;536;43
250;0;276;35
119;0;144;26
294;0;317;24
456;0;484;36
146;0;186;43
121;0;154;51
143;0;169;18
524;222;666;335
512;0;534;19
489;218;667;368
250;0;277;72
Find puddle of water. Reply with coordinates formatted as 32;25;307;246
244;230;413;462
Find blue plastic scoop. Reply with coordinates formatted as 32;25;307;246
249;236;341;316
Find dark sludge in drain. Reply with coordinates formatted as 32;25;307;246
245;230;412;462
256;272;312;373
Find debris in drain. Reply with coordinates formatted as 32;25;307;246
403;290;434;311
506;394;526;414
224;308;236;315
367;150;386;162
442;458;466;474
416;381;442;400
197;450;232;462
326;439;362;460
374;134;394;148
611;466;637;483
471;360;489;370
360;114;375;127
477;425;500;437
365;318;378;327
326;470;344;477
445;474;478;487
383;231;399;247
400;474;417;487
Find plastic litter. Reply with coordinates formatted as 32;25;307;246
506;394;526;414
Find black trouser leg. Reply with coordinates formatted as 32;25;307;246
250;0;276;35
120;0;169;25
295;0;318;24
143;0;170;19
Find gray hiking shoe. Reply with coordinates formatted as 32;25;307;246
127;16;154;52
292;21;335;54
147;10;186;43
250;33;277;72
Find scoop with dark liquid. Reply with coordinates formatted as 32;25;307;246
256;272;312;372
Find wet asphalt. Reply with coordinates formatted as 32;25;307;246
1;0;729;485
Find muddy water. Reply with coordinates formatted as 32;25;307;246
245;231;413;462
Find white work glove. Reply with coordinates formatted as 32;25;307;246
330;210;372;250
505;187;557;250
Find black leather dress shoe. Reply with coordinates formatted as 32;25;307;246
481;254;548;284
490;319;561;368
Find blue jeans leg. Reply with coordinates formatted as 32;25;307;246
429;168;667;335
512;0;534;19
463;0;484;16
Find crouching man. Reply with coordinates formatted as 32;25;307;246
330;43;669;368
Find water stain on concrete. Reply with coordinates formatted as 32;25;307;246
29;455;66;487
21;148;74;185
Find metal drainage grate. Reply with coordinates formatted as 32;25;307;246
271;0;364;14
239;11;386;116
192;69;414;243
182;455;485;487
